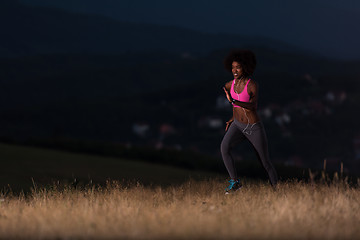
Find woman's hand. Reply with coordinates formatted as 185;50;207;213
225;119;233;131
223;87;231;102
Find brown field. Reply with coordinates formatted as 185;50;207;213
1;178;360;240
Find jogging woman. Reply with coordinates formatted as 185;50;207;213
221;49;278;194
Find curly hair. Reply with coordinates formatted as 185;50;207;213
224;49;257;77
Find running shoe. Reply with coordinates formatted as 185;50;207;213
225;179;242;194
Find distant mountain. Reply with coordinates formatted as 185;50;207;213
17;0;360;60
0;50;359;174
1;1;312;58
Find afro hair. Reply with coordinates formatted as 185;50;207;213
224;49;257;77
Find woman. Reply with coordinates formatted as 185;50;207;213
221;49;278;194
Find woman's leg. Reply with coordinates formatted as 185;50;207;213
242;122;278;186
220;122;246;179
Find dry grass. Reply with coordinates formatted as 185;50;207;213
1;178;360;240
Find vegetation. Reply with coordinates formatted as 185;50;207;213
1;139;359;239
1;177;359;239
0;143;221;193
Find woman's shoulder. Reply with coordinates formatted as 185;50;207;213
248;78;258;86
247;78;258;92
224;80;233;89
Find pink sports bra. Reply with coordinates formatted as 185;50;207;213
230;78;251;107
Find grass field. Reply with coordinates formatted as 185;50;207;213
0;143;221;193
1;143;360;239
1;179;360;239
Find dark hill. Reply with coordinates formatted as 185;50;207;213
1;1;310;58
1;49;359;172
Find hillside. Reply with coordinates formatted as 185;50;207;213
18;0;360;60
1;48;360;175
0;143;221;193
1;1;308;58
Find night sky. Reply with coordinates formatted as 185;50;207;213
19;0;360;60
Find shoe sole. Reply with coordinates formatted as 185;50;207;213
225;185;242;195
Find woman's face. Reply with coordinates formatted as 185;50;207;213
232;61;243;79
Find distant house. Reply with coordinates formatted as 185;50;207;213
259;107;272;119
132;122;150;137
156;123;178;150
325;90;347;105
325;91;335;102
158;123;176;141
303;74;318;85
216;95;231;110
159;123;176;135
308;99;326;115
274;112;291;126
198;116;223;129
289;100;306;111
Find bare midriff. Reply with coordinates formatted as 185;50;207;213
233;106;260;124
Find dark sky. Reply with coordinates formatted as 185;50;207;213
20;0;360;60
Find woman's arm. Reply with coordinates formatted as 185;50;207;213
224;80;232;92
223;81;232;102
232;100;256;110
225;115;234;131
223;81;234;131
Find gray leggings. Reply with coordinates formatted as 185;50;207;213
220;119;278;186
